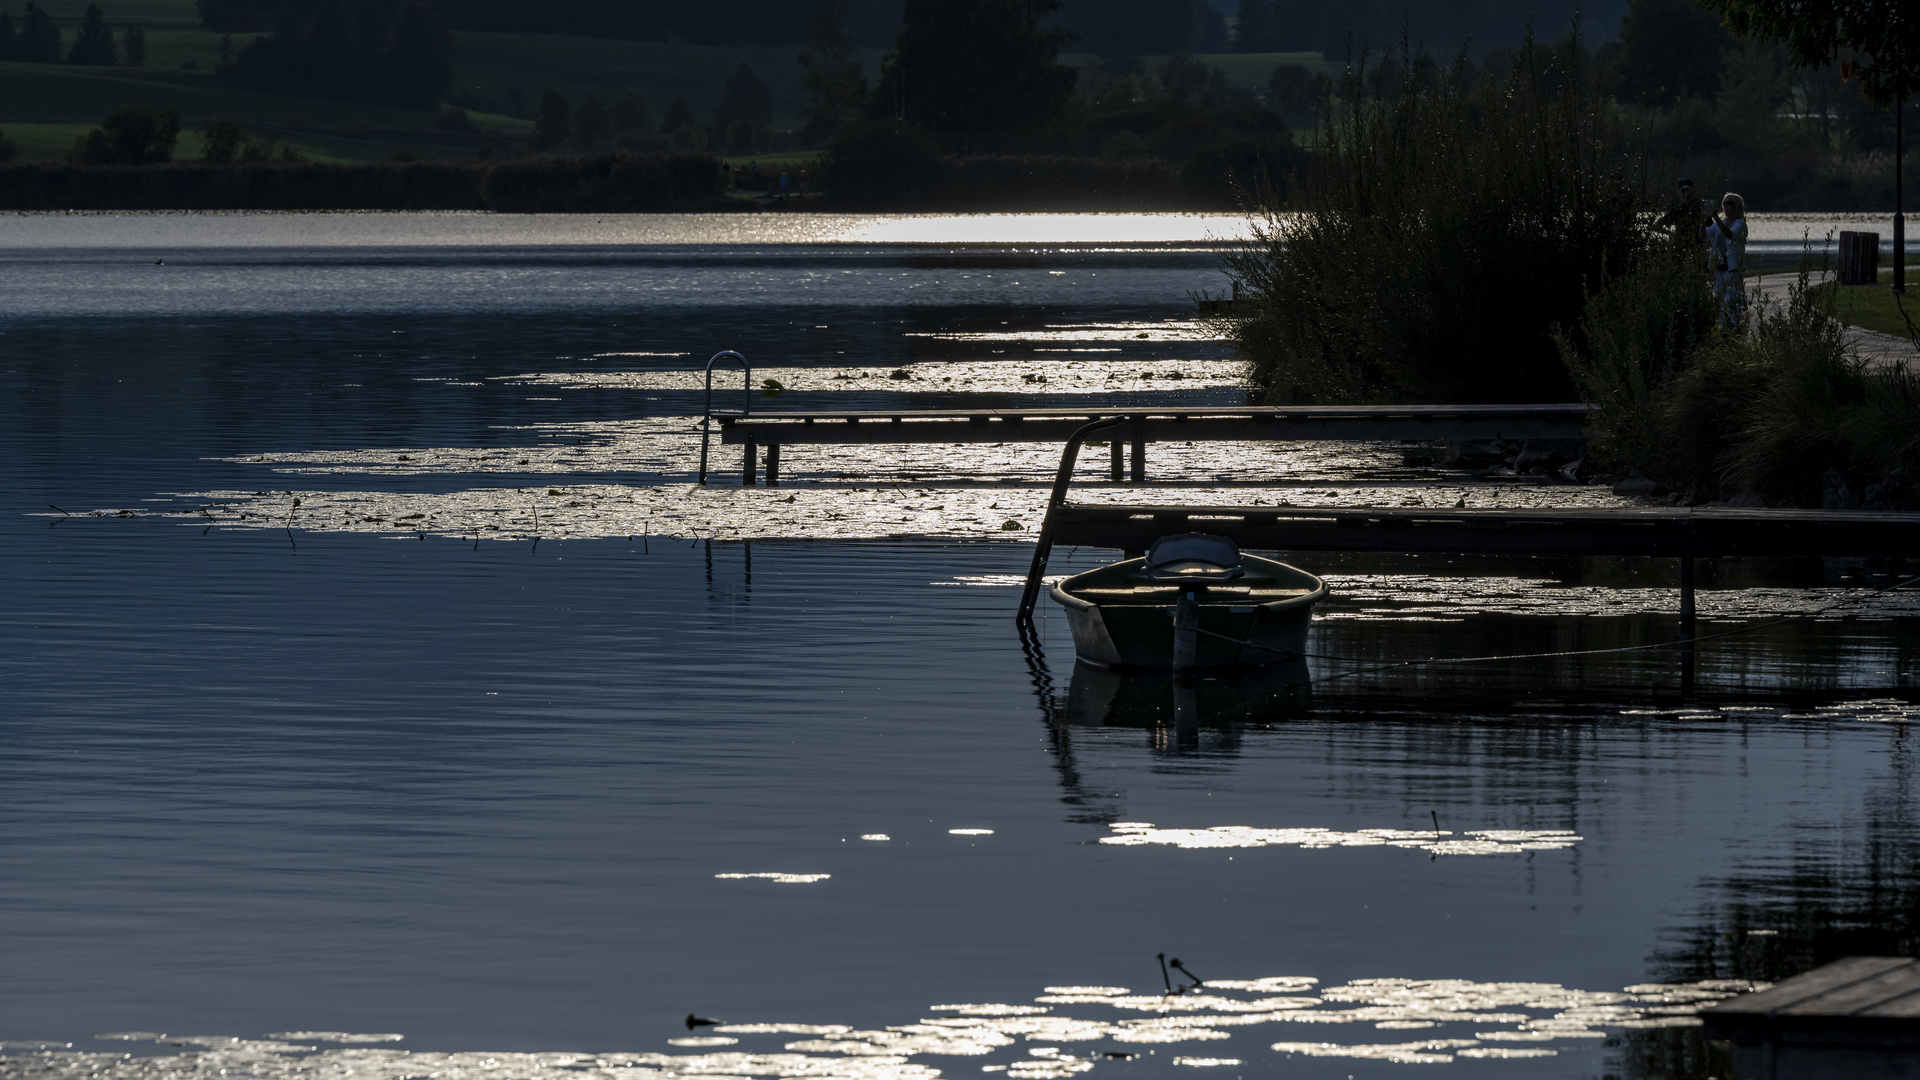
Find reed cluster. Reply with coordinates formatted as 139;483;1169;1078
1222;35;1655;404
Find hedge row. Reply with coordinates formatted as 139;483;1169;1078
0;153;728;211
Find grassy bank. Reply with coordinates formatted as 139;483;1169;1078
1822;271;1920;338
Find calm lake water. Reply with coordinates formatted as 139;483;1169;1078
3;212;1917;1080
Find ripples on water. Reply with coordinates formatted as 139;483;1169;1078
2;213;1917;1079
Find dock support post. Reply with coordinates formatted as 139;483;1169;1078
1110;439;1124;481
742;438;756;486
765;443;780;487
1130;419;1146;482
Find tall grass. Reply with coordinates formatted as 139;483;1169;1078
1562;258;1920;505
1223;33;1656;404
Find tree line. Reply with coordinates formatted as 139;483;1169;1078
0;2;146;65
215;0;458;109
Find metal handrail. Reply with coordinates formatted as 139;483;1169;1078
698;350;750;485
1016;415;1127;622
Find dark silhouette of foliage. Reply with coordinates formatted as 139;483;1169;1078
0;153;726;210
876;0;1076;135
67;3;118;64
218;0;457;109
572;93;608;149
822;118;942;204
532;90;570;148
1708;0;1919;106
1232;0;1274;51
0;12;13;60
16;2;62;62
798;0;868;140
660;97;694;134
1267;62;1325;118
121;23;144;65
1596;0;1733;106
714;62;772;150
1224;33;1656;404
68;106;181;165
610;93;652;135
0;130;17;163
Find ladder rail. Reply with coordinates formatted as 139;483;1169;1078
697;350;751;485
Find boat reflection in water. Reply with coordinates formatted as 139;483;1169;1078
1065;659;1312;732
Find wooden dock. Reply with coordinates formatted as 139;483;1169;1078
706;403;1590;485
1701;956;1920;1078
1043;502;1920;559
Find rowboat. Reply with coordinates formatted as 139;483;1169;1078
1049;533;1327;670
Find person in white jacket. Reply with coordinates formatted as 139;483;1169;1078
1705;193;1749;329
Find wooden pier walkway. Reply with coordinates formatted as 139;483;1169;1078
1701;956;1920;1078
1013;416;1920;629
706;403;1589;485
1044;502;1920;559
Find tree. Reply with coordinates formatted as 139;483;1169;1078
798;0;868;138
68;4;119;65
220;0;456;110
532;90;571;149
384;2;458;109
573;93;609;148
122;24;145;65
1707;0;1918;105
1233;0;1273;52
610;92;652;134
1268;62;1324;117
1601;0;1731;106
877;0;1077;135
0;12;16;60
661;97;695;133
68;105;181;165
18;2;63;63
716;62;773;130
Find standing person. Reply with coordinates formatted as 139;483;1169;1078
1669;179;1702;239
1705;192;1749;329
778;171;790;200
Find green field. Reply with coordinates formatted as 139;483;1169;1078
5;0;1329;162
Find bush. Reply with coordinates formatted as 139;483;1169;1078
0;131;17;164
1563;260;1920;504
68;106;180;166
1222;35;1657;404
821;119;944;206
1554;240;1720;482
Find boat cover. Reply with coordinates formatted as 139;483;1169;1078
1140;533;1246;582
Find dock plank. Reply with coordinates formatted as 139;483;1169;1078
1046;503;1920;559
716;404;1590;446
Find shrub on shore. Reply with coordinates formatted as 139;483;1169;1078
1221;35;1657;404
1561;262;1920;506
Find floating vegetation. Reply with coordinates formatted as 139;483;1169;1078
714;872;830;884
507;357;1240;395
1099;823;1581;855
3;973;1764;1080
